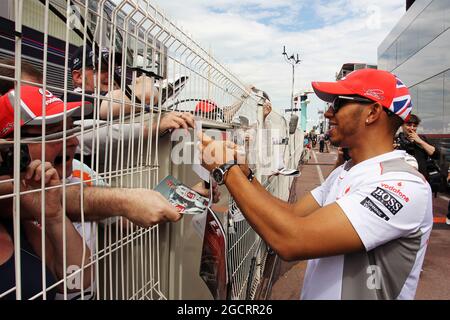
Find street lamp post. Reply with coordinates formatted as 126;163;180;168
282;46;301;113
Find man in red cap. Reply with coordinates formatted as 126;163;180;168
195;100;222;121
199;68;433;299
0;85;186;299
0;85;183;225
0;86;93;299
0;85;93;139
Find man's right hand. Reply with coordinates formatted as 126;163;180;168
159;112;195;133
121;189;181;228
198;131;238;172
21;160;63;224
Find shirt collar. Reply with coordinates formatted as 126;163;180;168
343;150;407;172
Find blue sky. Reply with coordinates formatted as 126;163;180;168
207;1;341;32
153;0;405;130
208;3;317;31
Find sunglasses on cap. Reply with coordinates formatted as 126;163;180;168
331;95;396;117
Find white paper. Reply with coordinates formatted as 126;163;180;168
271;167;300;177
229;199;246;223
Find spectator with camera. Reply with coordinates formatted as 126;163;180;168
0;59;202;299
394;114;441;189
0;60;219;233
0;84;208;299
0;93;92;300
0;60;214;225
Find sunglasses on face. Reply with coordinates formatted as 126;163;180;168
330;96;374;114
330;96;396;118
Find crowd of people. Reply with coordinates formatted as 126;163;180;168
303;131;331;154
0;45;224;299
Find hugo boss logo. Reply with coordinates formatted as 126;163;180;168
371;187;403;215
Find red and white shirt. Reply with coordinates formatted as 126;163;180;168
55;159;105;300
302;150;433;300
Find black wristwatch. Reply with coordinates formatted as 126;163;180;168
212;162;255;185
212;161;238;185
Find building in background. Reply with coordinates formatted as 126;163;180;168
378;0;450;168
406;0;416;10
336;63;377;80
0;0;166;90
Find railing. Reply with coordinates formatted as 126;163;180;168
0;0;303;300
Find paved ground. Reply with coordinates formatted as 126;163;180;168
269;146;450;300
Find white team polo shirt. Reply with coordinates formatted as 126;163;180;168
302;150;433;300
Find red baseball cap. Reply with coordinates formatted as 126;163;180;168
312;69;412;121
195;100;217;113
0;86;93;138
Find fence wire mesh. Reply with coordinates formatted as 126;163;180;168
0;0;303;300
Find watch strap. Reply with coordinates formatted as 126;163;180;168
220;160;238;171
213;161;238;185
245;167;255;182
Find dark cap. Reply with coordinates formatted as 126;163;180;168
70;45;121;72
405;114;421;124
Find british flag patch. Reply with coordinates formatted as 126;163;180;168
389;76;412;120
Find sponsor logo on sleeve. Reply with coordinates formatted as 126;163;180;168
360;197;390;221
371;187;403;214
380;183;409;202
